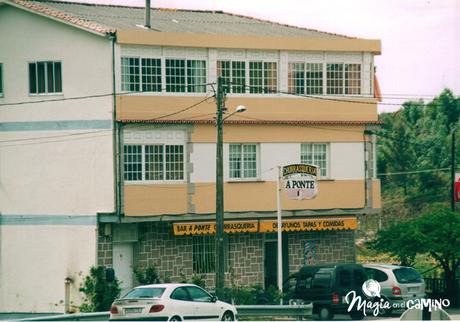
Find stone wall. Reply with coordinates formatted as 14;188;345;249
138;222;194;282
287;229;356;275
132;222;355;290
97;224;113;267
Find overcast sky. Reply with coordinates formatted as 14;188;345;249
68;0;459;112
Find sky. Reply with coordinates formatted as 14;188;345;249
68;0;460;112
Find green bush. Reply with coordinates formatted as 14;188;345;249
133;265;160;285
79;266;120;312
221;284;281;305
191;274;206;289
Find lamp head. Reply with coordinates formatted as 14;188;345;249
235;105;247;113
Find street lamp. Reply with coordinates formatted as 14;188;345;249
215;77;246;298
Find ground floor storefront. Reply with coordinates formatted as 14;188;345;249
98;216;357;293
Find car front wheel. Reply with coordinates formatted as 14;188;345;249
221;311;234;321
169;316;182;322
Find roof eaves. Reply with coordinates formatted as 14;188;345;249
120;119;384;125
8;0;116;36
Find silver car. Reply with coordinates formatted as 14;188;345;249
363;264;426;315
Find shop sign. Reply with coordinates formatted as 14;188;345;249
282;163;318;200
173;220;258;235
259;217;358;233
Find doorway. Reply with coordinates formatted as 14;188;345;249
113;242;134;295
264;234;289;289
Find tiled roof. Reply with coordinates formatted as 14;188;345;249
8;0;354;38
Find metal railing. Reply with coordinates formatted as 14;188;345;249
19;304;313;321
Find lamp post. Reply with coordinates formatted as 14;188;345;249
215;77;246;298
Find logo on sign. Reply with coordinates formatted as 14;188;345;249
282;164;318;200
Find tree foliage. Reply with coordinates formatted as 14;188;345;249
368;205;460;301
377;89;459;220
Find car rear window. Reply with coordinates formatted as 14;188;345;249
393;267;422;284
123;287;166;299
312;273;332;289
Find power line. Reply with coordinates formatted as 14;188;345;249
0;84;450;108
0;96;214;147
377;168;451;177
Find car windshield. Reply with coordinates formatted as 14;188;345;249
123;287;166;299
393;267;422;284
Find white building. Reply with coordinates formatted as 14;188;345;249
0;0;381;313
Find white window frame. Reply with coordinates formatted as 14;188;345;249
326;63;361;95
216;60;246;94
28;61;62;95
123;143;186;183
228;143;260;181
165;58;207;93
300;143;330;179
248;61;278;94
288;62;324;95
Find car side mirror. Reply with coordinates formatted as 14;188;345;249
211;295;218;303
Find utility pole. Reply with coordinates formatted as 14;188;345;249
215;76;225;298
451;128;456;211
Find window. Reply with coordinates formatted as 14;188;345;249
288;62;323;95
301;143;329;178
121;57;140;92
365;268;388;283
186;60;207;93
327;63;361;95
192;235;215;274
249;61;277;94
338;270;352;288
141;58;162;92
312;273;332;289
121;57;161;92
217;60;246;93
29;61;62;94
123;144;184;182
166;59;206;93
0;63;3;96
171;287;191;301
124;145;143;181
186;286;213;302
229;144;258;179
345;64;361;95
123;287;165;299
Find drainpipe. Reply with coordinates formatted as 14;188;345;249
64;277;73;314
109;32;122;219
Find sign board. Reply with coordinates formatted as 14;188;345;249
282;164;319;200
173;220;258;235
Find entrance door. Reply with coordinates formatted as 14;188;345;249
113;242;134;295
264;234;289;290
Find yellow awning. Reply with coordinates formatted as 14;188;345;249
259;217;358;233
173;216;357;235
173;220;258;235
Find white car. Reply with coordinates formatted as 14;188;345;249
109;283;237;321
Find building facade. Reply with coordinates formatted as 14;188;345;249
0;0;381;313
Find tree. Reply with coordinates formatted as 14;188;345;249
414;205;460;302
368;205;460;302
368;221;419;266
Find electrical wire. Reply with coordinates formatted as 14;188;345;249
0;96;215;147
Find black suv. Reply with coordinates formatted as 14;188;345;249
292;263;367;320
